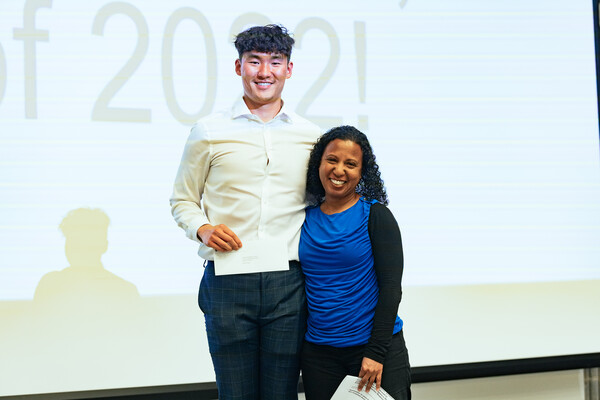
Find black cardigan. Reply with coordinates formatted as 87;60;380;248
363;203;405;363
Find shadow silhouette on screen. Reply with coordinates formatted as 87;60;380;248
0;208;211;395
33;207;139;314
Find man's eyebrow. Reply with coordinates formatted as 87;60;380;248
251;52;284;59
245;52;285;61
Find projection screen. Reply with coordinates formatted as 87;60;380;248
1;0;599;397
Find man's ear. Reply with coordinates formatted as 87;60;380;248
286;61;293;79
235;58;242;76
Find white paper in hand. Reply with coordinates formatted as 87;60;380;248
213;238;288;275
330;375;395;400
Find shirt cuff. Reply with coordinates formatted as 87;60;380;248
187;217;210;244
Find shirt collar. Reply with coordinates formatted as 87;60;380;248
230;97;294;123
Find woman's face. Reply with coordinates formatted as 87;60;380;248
319;139;363;202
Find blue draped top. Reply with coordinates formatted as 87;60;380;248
299;197;403;349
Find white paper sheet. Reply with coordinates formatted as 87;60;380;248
330;375;395;400
213;238;289;276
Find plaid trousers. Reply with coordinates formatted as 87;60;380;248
199;261;307;400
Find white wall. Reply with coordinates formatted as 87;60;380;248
412;370;584;400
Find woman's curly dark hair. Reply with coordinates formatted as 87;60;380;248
305;125;388;206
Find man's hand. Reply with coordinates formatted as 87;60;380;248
358;357;383;393
197;224;242;252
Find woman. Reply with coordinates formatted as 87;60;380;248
299;125;411;400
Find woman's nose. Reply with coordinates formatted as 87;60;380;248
333;163;344;175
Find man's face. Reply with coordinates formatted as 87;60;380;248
235;51;293;109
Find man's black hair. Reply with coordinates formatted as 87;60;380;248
234;24;295;61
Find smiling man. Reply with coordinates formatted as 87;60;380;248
170;25;321;400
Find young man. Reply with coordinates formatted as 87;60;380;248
170;25;321;400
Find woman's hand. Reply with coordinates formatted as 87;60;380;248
358;357;383;392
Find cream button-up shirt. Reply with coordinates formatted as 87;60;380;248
170;98;322;261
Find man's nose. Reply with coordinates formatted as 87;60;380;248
257;64;270;77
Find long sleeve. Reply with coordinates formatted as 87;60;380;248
363;203;404;363
169;122;211;244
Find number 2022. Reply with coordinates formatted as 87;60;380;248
92;3;366;127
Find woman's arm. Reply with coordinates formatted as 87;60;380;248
364;202;404;363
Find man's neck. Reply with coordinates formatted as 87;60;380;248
243;97;283;122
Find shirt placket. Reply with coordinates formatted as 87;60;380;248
257;122;272;239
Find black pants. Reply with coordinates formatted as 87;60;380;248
301;330;411;400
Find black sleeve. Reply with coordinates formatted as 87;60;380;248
363;202;404;364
